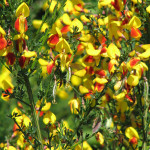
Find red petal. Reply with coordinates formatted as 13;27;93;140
47;63;54;74
85;66;94;75
130;27;142;39
100;47;107;54
111;0;120;11
130;58;140;67
95;69;106;77
84;55;95;63
0;37;7;50
94;83;104;92
24;18;28;32
47;34;59;45
108;61;113;73
130;137;138;144
6;52;16;65
19;56;26;68
61;25;70;34
15;18;20;32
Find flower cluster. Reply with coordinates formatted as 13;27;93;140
0;0;150;149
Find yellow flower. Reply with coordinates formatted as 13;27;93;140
70;18;83;33
93;77;108;84
125;127;139;144
4;146;16;150
86;43;101;57
43;111;56;125
127;74;139;86
42;0;60;13
95;132;104;145
0;66;13;90
16;2;30;17
98;0;111;9
32;20;49;32
68;98;80;114
71;75;82;86
146;5;150;13
107;43;120;59
126;16;141;30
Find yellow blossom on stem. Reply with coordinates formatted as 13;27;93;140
125;127;139;145
68;98;80;114
95;132;104;146
43;111;56;125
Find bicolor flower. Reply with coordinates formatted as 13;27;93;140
95;132;104;146
15;2;30;34
19;50;37;68
55;39;72;72
125;127;139;145
43;111;56;125
0;26;7;56
39;58;55;76
68;98;80;115
47;27;62;48
111;0;124;11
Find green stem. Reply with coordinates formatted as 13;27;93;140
142;77;149;150
24;74;44;150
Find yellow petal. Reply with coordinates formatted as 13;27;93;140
98;0;111;9
113;91;126;101
0;66;14;90
41;102;51;112
146;5;150;13
56;39;71;53
140;44;150;50
4;146;16;150
70;18;83;33
131;0;142;3
107;43;120;59
127;75;139;86
79;32;93;42
49;0;60;13
68;98;80;114
55;27;62;38
93;77;108;84
0;26;6;35
43;111;56;125
125;127;139;139
83;141;92;150
79;85;89;94
32;20;48;32
62;13;72;25
71;75;82;86
22;50;37;58
14;34;28;40
95;132;104;145
114;81;122;91
23;114;31;127
16;2;30;17
64;0;74;13
138;49;150;59
38;58;48;66
80;15;91;23
74;69;86;77
60;53;67;72
128;16;141;29
86;43;101;56
57;89;68;99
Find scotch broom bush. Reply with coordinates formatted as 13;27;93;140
0;0;150;149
